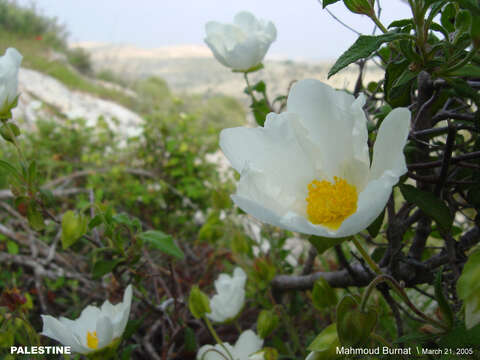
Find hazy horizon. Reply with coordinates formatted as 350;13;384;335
17;0;412;61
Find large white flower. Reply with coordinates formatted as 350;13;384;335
197;330;263;360
205;11;277;71
207;267;247;323
220;79;411;238
41;285;133;354
0;47;22;111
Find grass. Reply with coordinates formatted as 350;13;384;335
0;32;140;111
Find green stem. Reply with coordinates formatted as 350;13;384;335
243;72;258;103
360;274;449;331
204;316;234;360
5;121;27;168
351;236;382;275
369;13;388;34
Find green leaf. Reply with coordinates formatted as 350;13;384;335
0;159;21;181
6;240;19;255
92;258;123;279
441;3;457;32
323;0;341;7
367;209;385;238
385;60;413;107
0;123;20;143
388;19;414;29
434;270;454;329
457;250;480;300
183;327;198;353
250;98;270;126
61;210;88;249
336;295;377;346
399;184;453;231
328;32;406;78
27;202;45;231
309;235;349;255
138;230;184;259
312;277;338;310
188;285;211;319
308;323;339;352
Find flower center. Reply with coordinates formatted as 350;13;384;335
305;176;358;229
87;331;98;349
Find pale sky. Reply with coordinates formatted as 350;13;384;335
19;0;412;60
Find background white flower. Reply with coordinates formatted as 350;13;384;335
41;284;132;354
207;267;247;323
0;47;22;110
220;79;411;238
205;11;277;71
197;330;263;360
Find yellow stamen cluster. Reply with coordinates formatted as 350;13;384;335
87;331;98;349
306;176;358;229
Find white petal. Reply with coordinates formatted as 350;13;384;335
287;79;369;180
0;47;22;106
369;107;411;183
41;315;89;354
226;37;264;71
221;112;315;205
96;316;114;349
234;11;258;32
114;284;133;338
233;330;264;359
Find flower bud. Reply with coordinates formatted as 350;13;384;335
188;285;211;319
343;0;374;16
256;309;279;339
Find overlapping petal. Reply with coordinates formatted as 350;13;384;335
205;11;277;71
220;79;411;237
41;284;133;354
0;47;22;110
196;330;263;360
207;267;247;323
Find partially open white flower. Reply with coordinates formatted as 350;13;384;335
197;330;263;360
220;79;410;238
0;47;22;111
205;11;277;72
207;267;246;323
41;285;132;354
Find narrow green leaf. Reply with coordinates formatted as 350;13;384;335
138;230;184;259
399;184;453;231
328;32;406;78
92;258;123;279
434;270;454;329
0;159;21;180
323;0;341;8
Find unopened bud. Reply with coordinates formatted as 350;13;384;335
188;285;211;319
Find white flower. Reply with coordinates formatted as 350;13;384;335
205;11;277;71
220;79;410;238
207;267;246;323
0;47;22;111
197;330;263;360
41;285;133;354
